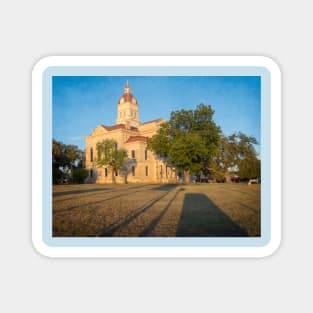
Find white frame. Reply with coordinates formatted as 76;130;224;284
32;56;281;258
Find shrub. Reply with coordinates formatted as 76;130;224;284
71;168;88;184
53;167;63;184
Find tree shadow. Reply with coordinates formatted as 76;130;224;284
54;184;155;198
152;184;178;192
139;188;185;236
176;193;248;237
53;184;154;203
54;188;149;215
53;187;113;197
101;187;178;236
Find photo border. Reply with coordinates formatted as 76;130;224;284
32;56;281;258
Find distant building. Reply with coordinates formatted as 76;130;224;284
85;82;176;183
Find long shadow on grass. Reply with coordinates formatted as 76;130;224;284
152;184;178;191
139;188;184;236
176;193;248;237
53;187;113;197
54;184;171;214
101;186;178;236
53;184;154;203
54;184;153;197
54;189;147;214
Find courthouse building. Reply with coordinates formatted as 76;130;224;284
85;82;176;183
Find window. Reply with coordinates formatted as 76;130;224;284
105;168;108;177
90;169;93;178
132;166;135;176
90;147;93;162
114;142;118;150
144;150;148;160
160;165;163;178
131;150;135;158
145;166;148;176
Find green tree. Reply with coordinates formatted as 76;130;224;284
53;167;63;184
168;133;208;183
52;139;82;169
65;144;82;168
238;157;261;180
215;132;260;181
52;139;83;184
52;139;66;168
70;168;89;184
119;158;137;184
96;139;127;184
148;104;221;183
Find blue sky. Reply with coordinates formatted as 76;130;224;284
53;76;261;153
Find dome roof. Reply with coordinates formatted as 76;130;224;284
118;81;138;105
118;93;137;104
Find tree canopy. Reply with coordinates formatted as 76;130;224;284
213;132;260;181
147;103;221;182
148;104;260;183
52;139;82;169
96;139;127;184
52;139;83;183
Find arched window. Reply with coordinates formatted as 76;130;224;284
90;147;93;162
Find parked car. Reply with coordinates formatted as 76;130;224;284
248;178;260;185
195;174;213;183
231;175;240;183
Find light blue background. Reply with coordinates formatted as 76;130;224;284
43;66;270;247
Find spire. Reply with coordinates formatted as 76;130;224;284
124;81;130;94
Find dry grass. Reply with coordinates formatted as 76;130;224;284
53;183;260;237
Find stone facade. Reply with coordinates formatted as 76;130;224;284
85;82;176;184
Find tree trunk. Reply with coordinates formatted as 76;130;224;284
112;168;116;184
225;171;232;183
184;170;190;184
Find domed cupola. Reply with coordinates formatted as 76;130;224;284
116;81;140;128
118;81;138;105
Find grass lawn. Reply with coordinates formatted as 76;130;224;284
53;183;260;237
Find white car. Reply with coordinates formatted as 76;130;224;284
248;178;260;185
